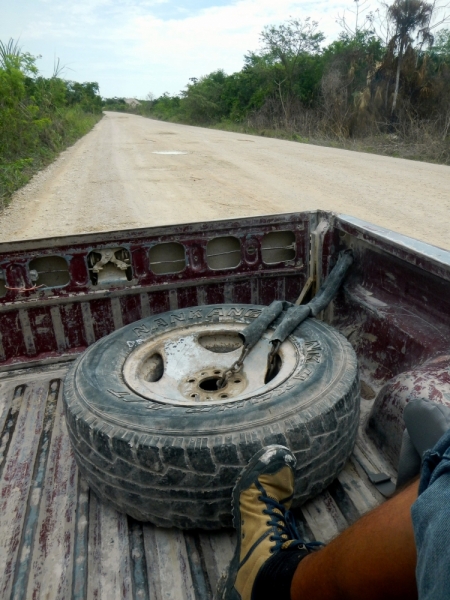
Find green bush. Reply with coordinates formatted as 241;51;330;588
0;39;102;208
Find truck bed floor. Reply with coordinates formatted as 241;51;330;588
0;364;394;600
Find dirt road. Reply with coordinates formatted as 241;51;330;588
1;111;449;248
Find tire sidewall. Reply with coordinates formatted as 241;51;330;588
63;304;360;528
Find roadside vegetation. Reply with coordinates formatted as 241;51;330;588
0;40;102;208
109;0;450;165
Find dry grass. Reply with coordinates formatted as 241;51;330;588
211;116;450;165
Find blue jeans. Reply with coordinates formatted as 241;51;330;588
411;428;450;599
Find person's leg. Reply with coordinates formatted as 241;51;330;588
217;404;450;600
215;445;418;600
291;480;419;600
411;428;450;600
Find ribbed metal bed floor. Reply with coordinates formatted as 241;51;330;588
0;363;394;600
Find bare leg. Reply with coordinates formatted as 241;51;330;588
291;480;419;600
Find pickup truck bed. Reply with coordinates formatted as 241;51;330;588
1;210;449;599
0;362;390;600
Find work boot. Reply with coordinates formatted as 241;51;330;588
215;445;323;600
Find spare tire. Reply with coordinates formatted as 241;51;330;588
63;303;359;529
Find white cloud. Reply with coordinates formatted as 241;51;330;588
117;0;348;96
3;0;352;97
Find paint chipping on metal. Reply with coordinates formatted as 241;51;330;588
0;364;400;599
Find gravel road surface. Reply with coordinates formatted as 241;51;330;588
1;111;449;248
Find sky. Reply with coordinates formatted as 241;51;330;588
2;0;353;99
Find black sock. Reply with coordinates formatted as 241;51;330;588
251;547;310;600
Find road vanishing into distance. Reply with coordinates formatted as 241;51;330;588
1;111;449;249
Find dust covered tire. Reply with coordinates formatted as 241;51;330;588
63;304;359;529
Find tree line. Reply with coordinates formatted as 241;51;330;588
112;0;450;163
0;39;102;207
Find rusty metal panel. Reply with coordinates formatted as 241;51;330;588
331;220;450;389
87;497;133;600
336;214;450;282
21;388;77;600
0;213;312;368
144;527;196;600
119;295;143;327
89;298;116;342
0;364;391;600
0;312;27;363
0;380;49;598
197;530;235;593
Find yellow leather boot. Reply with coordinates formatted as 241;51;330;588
215;445;323;600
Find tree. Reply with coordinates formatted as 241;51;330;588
259;18;325;124
180;70;229;123
432;27;450;56
321;30;385;136
0;38;39;75
337;0;377;36
387;0;434;113
261;17;324;60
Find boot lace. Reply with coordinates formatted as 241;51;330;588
256;481;324;554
